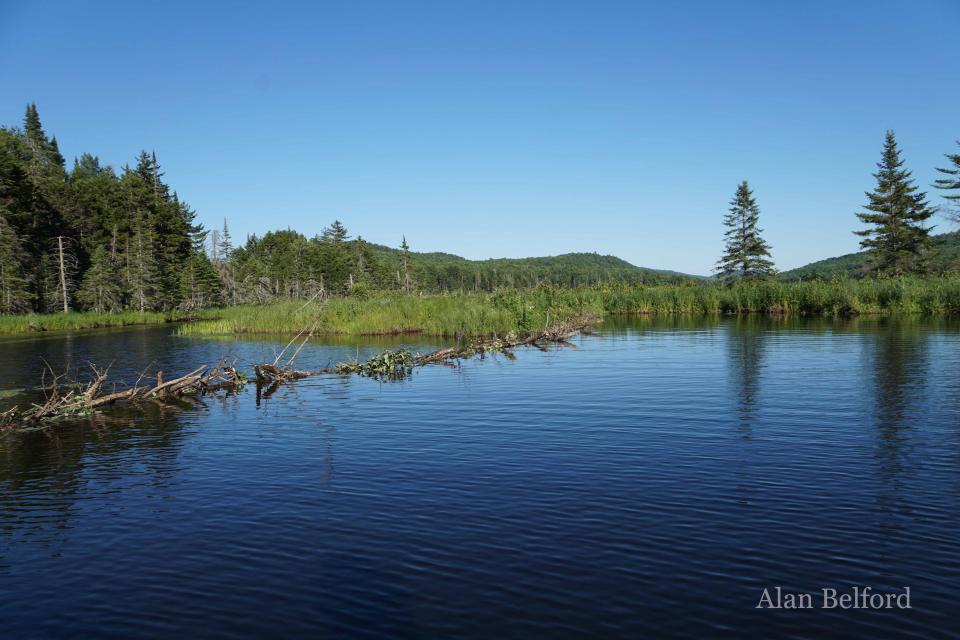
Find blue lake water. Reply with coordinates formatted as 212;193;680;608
1;316;959;639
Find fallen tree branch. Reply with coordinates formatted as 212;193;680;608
1;359;247;432
1;315;596;431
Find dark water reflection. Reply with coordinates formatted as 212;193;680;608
1;317;959;639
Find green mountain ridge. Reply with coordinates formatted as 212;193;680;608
781;231;960;280
364;244;701;288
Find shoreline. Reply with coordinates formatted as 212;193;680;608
2;277;960;337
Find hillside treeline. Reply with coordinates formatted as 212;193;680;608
0;105;682;314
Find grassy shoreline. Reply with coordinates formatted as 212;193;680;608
3;277;959;338
0;309;210;335
177;277;960;337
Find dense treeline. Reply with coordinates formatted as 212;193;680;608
215;226;686;303
0;104;218;314
0;104;686;315
3;104;960;318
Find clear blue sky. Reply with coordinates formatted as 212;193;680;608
2;0;957;274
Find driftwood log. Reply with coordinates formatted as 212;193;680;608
1;358;245;431
1;315;597;431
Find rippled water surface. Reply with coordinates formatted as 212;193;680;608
2;317;959;639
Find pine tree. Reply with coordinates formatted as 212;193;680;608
0;210;32;313
322;220;349;244
23;103;46;150
216;218;236;303
77;245;121;312
23;103;65;176
855;131;935;276
149;192;192;310
179;252;222;310
934;139;960;225
318;220;351;292
716;181;775;282
48;136;65;168
135;151;169;201
23;102;47;140
127;214;159;312
218;217;233;261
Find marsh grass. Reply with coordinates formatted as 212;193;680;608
175;293;571;338
175;276;960;338
0;309;208;335
4;278;957;338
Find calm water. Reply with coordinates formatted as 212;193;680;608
1;317;959;639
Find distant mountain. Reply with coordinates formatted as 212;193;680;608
781;231;960;280
367;245;700;289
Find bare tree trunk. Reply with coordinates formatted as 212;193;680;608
136;231;146;312
57;236;69;313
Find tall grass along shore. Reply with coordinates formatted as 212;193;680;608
3;278;958;338
174;277;960;338
0;310;206;335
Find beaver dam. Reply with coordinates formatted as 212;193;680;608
0;316;596;432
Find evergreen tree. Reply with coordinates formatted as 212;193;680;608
127;213;160;312
353;235;381;286
318;220;352;292
147;188;192;309
24;103;44;142
23;103;49;171
48;136;65;168
0;210;32;313
215;218;236;303
218;217;233;261
855;131;935;276
934;139;960;225
716;181;775;282
179;252;222;310
135;151;169;201
23;103;65;178
1;109;217;313
322;220;349;243
77;245;121;312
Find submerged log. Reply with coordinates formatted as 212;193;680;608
1;358;246;432
331;314;596;380
1;316;596;431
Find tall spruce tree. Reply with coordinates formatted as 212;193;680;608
716;181;775;282
855;131;934;276
23;103;65;179
77;245;121;312
934;139;960;225
179;252;222;310
218;218;233;261
319;220;352;292
323;220;349;244
0;210;32;313
127;213;159;312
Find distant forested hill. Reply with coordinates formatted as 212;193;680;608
781;231;960;280
364;245;697;290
